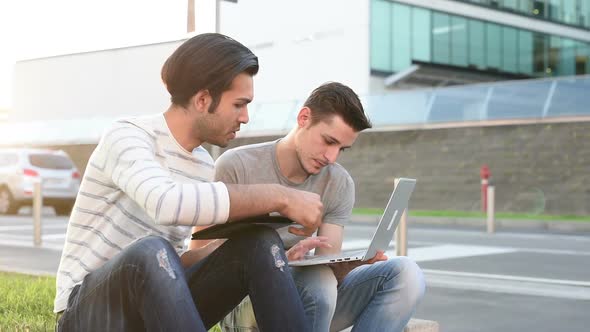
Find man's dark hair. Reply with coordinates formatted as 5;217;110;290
161;33;259;113
303;82;372;132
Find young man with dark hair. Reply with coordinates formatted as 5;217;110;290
54;33;321;331
194;82;425;332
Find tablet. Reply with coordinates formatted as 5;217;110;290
191;215;294;240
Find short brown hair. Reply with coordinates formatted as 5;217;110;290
161;33;259;113
303;82;372;132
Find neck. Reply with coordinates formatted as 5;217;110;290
164;105;202;152
276;130;309;183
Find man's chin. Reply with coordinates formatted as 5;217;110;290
208;139;230;149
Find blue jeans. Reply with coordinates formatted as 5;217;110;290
57;227;308;331
330;257;425;332
221;257;425;332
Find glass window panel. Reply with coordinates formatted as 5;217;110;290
392;3;412;71
450;16;468;67
370;0;392;72
575;41;590;74
503;0;519;11
487;81;552;119
519;0;533;14
432;13;451;64
412;7;431;62
468;19;486;69
532;0;546;19
364;91;431;126
243;101;299;132
428;86;489;122
547;77;590;116
561;0;577;25
560;38;576;76
548;0;561;21
533;33;547;75
486;23;502;69
502;27;518;73
548;36;561;76
518;30;534;75
581;0;590;28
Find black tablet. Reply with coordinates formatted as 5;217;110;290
191;215;294;240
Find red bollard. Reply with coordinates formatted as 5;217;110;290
480;165;490;212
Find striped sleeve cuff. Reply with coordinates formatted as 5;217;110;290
211;181;230;225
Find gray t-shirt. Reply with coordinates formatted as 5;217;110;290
215;140;355;248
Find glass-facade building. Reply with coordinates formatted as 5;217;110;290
371;0;590;77
458;0;590;29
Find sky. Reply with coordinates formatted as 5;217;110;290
0;0;192;110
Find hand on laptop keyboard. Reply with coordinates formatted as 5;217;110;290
286;236;332;261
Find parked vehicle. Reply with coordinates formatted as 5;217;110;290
0;149;81;215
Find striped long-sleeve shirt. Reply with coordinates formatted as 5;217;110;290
54;113;230;312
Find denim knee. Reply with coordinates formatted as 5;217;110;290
294;265;338;315
122;236;183;281
389;257;426;306
231;227;284;254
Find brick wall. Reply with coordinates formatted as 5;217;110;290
46;121;590;215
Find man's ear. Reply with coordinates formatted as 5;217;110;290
191;90;212;113
296;107;312;128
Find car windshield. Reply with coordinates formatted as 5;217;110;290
28;153;74;170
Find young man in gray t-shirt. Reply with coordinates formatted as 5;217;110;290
192;82;425;332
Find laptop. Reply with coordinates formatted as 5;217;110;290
192;214;294;240
289;178;416;267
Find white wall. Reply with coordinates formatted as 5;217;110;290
8;0;371;145
222;0;371;102
12;41;182;122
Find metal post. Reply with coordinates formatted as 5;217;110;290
394;178;408;256
486;186;495;234
215;0;221;33
33;181;43;247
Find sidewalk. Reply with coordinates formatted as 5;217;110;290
351;214;590;234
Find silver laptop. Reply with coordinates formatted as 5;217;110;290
289;178;416;267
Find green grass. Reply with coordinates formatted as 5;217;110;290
0;272;223;331
352;208;590;222
0;272;56;331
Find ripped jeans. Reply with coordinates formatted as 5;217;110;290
221;258;425;332
57;227;308;332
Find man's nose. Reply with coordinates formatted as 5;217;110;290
239;107;249;124
324;146;340;164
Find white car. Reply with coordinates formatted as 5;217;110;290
0;149;81;215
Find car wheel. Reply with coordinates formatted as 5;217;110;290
0;187;17;215
54;203;74;216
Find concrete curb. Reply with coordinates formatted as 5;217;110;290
350;215;590;234
340;318;439;332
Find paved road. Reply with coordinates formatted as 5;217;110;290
0;215;589;331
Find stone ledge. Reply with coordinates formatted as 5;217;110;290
405;318;440;332
339;318;440;332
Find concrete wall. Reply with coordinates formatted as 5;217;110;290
47;120;590;215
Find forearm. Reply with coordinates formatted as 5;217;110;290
180;239;225;268
315;223;343;255
225;184;287;222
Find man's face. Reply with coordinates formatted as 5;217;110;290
294;114;359;175
199;72;253;147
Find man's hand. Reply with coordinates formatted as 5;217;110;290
279;188;323;236
329;250;388;285
286;236;332;261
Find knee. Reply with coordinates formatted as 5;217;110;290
232;226;284;254
228;227;287;270
123;236;182;279
295;266;337;313
389;257;426;306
